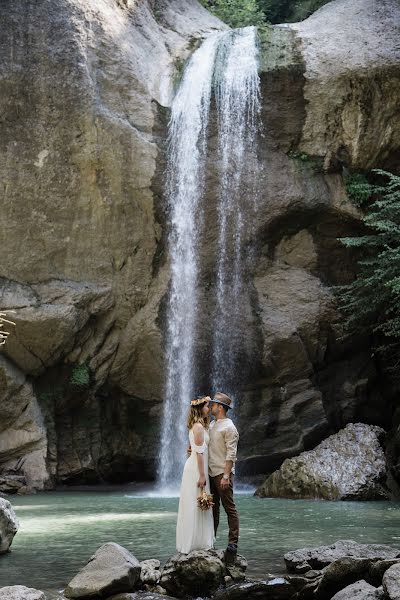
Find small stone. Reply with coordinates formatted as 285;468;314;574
140;559;161;585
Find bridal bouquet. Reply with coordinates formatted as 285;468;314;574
197;490;214;511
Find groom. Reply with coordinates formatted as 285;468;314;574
208;392;240;567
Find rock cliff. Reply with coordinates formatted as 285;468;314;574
0;0;399;488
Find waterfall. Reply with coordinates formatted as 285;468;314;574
211;28;261;395
158;27;260;493
157;35;221;492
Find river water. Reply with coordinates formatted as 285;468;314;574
1;489;399;598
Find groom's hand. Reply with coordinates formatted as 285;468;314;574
187;446;192;457
220;476;230;490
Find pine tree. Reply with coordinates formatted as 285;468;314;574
337;170;400;374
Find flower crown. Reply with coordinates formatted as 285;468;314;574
190;396;211;407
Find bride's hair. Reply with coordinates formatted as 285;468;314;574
187;396;210;430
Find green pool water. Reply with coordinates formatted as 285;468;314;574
1;487;399;598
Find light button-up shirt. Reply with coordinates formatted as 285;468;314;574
208;417;239;477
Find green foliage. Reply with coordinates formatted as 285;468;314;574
344;172;374;206
288;150;324;172
201;0;331;25
336;170;400;373
257;0;292;22
288;151;311;161
200;0;266;28
69;364;91;389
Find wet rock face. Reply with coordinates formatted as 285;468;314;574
255;423;388;499
0;498;20;553
0;0;399;486
0;356;49;491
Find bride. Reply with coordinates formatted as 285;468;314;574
176;396;214;554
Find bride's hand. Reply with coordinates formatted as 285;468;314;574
197;475;206;488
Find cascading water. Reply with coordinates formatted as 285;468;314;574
157;35;221;493
211;28;261;395
158;27;261;493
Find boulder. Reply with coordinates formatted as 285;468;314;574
0;586;45;600
330;580;385;599
159;550;225;598
224;553;248;583
256;424;388;500
383;563;400;599
314;557;378;598
213;578;294;600
369;560;400;586
212;549;248;583
0;497;20;553
139;559;161;586
284;540;400;573
64;542;141;599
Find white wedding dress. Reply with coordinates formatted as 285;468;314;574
176;427;215;553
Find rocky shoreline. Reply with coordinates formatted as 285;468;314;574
2;540;400;600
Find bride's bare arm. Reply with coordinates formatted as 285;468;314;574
193;423;206;488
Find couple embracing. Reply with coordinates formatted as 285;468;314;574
176;392;239;566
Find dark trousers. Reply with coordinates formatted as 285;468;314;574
210;473;239;546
